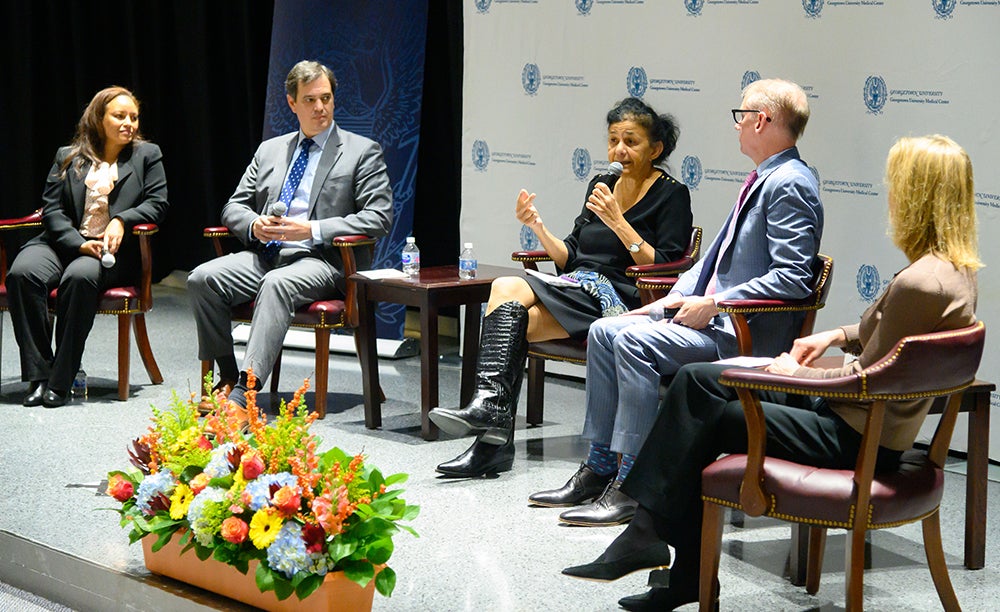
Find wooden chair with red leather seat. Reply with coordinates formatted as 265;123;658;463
511;226;703;426
199;226;379;418
700;321;986;612
0;210;163;399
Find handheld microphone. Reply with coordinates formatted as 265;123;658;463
599;161;624;185
101;247;116;268
269;202;287;217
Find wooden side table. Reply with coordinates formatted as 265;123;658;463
352;264;526;440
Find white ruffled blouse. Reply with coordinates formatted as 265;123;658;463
80;161;117;238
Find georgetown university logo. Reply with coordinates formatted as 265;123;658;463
472;140;490;171
856;264;881;303
741;70;760;91
576;0;594;15
933;0;956;18
522;63;541;96
627;66;648;98
681;155;702;190
685;0;705;16
474;0;491;14
863;75;888;114
572;148;592;181
802;0;823;18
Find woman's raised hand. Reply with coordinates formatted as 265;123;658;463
515;189;543;229
586;182;625;228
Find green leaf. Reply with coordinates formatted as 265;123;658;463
327;539;357;563
375;566;397;597
294;573;324;600
179;465;202;484
272;574;294;601
400;504;421;521
342;560;375;587
383;472;409;487
255;562;275;593
194;544;212;561
366;538;394;565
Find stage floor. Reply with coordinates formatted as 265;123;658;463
1;284;999;611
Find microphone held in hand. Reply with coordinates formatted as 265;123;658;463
269;202;288;218
100;247;116;269
598;161;624;186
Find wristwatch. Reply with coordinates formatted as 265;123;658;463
628;239;644;253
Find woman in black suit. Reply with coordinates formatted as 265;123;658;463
9;86;169;407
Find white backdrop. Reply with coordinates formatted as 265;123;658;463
461;0;1000;457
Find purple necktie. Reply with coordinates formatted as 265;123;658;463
706;169;758;295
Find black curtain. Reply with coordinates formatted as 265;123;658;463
0;0;461;279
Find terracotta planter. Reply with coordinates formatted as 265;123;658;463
142;534;377;612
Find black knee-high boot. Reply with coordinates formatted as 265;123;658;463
429;300;529;445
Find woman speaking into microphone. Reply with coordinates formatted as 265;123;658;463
8;85;169;408
429;97;693;476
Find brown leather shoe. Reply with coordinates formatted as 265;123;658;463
197;379;236;415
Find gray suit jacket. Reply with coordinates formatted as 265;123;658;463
221;124;393;280
672;146;823;356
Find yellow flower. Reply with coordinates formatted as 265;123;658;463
249;508;283;549
168;484;194;520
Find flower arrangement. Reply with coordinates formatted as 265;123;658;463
107;373;418;602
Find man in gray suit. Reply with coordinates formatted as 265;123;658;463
188;60;393;413
530;79;823;527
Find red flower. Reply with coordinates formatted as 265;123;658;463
196;436;213;451
220;517;249;544
189;473;210;495
271;485;301;517
302;523;326;554
241;451;265;480
106;474;134;502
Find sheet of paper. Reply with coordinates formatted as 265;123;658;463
355;268;410;280
713;356;774;368
525;268;580;287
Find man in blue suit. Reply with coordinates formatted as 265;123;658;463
188;60;393;415
530;79;823;526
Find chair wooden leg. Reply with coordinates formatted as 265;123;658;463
845;527;867;611
526;355;544;426
270;348;282;409
313;327;330;419
806;526;826;595
132;314;163;385
700;501;725;612
922;510;961;612
117;314;131;400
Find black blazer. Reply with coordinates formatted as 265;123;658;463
29;141;169;262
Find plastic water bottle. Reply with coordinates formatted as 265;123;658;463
71;369;88;399
458;242;477;280
401;236;420;277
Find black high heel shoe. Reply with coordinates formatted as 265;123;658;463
23;381;48;407
618;584;717;612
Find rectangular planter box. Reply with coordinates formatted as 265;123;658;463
142;534;376;612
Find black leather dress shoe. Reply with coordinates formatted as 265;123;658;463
528;463;614;507
436;437;514;477
562;540;672;582
618;586;710;611
42;388;69;408
558;480;638;526
23;381;48;407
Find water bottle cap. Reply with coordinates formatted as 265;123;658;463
463;243;473;249
406;236;416;243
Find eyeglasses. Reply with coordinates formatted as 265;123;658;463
731;109;772;123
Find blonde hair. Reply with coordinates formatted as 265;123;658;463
886;135;982;270
742;78;810;140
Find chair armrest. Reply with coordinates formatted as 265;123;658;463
512;250;552;272
334;235;377;327
0;210;42;230
203;227;233;258
634;276;678;305
716;295;829;356
626;258;694;278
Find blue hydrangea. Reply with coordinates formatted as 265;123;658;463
203;443;236;479
243;472;298;511
266;521;311;579
186;486;227;547
135;469;175;515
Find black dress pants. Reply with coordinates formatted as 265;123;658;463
8;242;136;392
620;362;900;585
